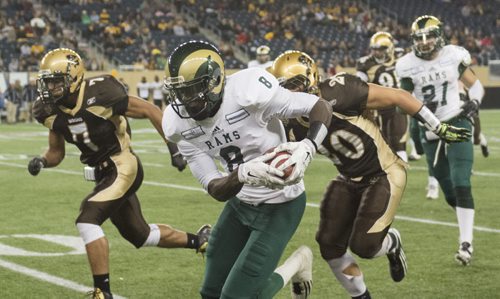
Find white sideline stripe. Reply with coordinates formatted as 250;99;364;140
410;165;500;177
304;203;500;233
0;258;126;299
0;160;498;233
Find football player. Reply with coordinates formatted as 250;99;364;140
28;48;208;299
163;41;332;298
268;50;470;298
356;32;441;199
396;15;484;266
356;32;409;161
247;45;273;69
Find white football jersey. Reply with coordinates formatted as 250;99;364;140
247;60;273;69
162;68;319;204
396;45;471;121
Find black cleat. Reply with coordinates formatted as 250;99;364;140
196;224;211;254
387;228;407;282
481;145;489;158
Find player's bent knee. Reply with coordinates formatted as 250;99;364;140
350;240;379;259
241;241;271;277
316;235;346;260
76;223;105;245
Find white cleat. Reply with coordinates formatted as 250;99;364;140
290;246;313;299
455;242;473;266
426;184;439;200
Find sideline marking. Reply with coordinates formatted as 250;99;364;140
0;258;126;299
1;160;498;234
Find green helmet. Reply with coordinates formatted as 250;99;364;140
411;15;444;60
164;40;225;121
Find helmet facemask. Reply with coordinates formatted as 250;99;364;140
411;16;444;60
37;69;72;105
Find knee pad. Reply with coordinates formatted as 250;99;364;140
76;223;105;245
327;252;366;297
141;224;160;247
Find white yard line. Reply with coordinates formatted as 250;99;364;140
1;160;499;234
0;258;126;299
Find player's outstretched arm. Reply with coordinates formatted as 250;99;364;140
126;95;164;137
366;84;471;143
28;130;65;176
126;95;186;170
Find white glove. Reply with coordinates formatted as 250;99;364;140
273;139;316;185
237;152;285;189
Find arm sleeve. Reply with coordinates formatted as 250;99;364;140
177;140;224;190
260;87;319;123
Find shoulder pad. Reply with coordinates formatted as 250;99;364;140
85;75;128;108
356;55;375;71
229;68;279;108
447;45;472;67
319;73;369;116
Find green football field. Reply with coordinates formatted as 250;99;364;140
1;111;499;299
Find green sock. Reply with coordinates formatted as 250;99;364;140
258;272;285;299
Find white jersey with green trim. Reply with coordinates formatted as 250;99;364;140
162;67;319;204
396;45;471;121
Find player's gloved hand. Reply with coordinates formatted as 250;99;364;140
433;123;471;143
460;99;480;119
238;152;285;189
274;138;316;185
170;152;187;172
167;142;187;172
28;156;47;176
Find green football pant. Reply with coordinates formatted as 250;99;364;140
200;193;306;299
420;117;474;209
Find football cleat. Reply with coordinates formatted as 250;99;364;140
290;246;313;299
408;153;421;161
426;184;439;200
387;228;407;282
455;242;473;266
196;224;211;254
86;288;113;299
481;144;489;158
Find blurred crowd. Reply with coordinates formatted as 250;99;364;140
0;0;101;72
0;0;499;73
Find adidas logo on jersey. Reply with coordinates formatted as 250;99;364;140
212;126;223;135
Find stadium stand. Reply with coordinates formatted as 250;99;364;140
1;0;498;72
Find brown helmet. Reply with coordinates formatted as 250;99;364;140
268;50;319;94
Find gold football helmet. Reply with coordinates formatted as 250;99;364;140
37;48;85;104
268;50;319;94
411;15;444;59
164;40;225;121
370;31;395;64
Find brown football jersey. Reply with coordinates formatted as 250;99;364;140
285;73;400;178
33;75;130;166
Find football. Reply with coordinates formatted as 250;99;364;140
266;148;294;179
